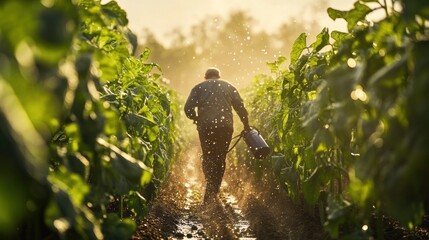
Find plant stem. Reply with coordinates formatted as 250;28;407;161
383;0;389;17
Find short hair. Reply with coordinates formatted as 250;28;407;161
204;67;221;79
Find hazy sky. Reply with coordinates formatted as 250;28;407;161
114;0;357;45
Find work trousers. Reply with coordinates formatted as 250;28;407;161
198;126;233;203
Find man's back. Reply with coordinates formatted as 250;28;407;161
184;79;248;130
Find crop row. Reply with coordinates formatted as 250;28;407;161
241;0;429;238
0;0;179;239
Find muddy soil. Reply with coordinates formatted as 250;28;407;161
132;139;429;240
132;139;326;240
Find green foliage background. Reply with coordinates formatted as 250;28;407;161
0;0;179;239
241;0;429;238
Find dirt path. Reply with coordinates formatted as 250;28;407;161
132;139;326;240
173;158;257;239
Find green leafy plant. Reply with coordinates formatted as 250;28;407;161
0;0;178;239
242;0;429;238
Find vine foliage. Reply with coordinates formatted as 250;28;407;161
243;0;429;238
0;0;177;239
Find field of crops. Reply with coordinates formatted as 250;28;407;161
240;0;429;238
1;0;428;239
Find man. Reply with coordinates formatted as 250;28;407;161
184;67;250;204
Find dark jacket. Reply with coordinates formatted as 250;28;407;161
184;79;249;130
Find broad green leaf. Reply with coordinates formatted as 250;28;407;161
345;2;373;31
97;138;152;184
142;63;156;75
125;29;138;54
290;33;307;65
311;28;330;52
48;166;90;206
311;128;334;153
328;3;373;31
330;31;349;44
140;171;153;187
146;125;160;142
102;107;125;136
267;56;287;73
101;1;128;26
303;165;342;204
96;52;120;82
327;8;347;21
123;113;158;134
292;53;310;81
110;152;143;183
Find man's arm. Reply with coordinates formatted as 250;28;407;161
184;88;199;122
231;88;250;131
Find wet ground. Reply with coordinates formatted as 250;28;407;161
168;151;257;240
132;139;326;240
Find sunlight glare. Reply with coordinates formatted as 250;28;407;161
351;85;368;102
53;218;71;233
347;58;357;68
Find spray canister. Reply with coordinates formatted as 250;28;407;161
243;129;270;159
